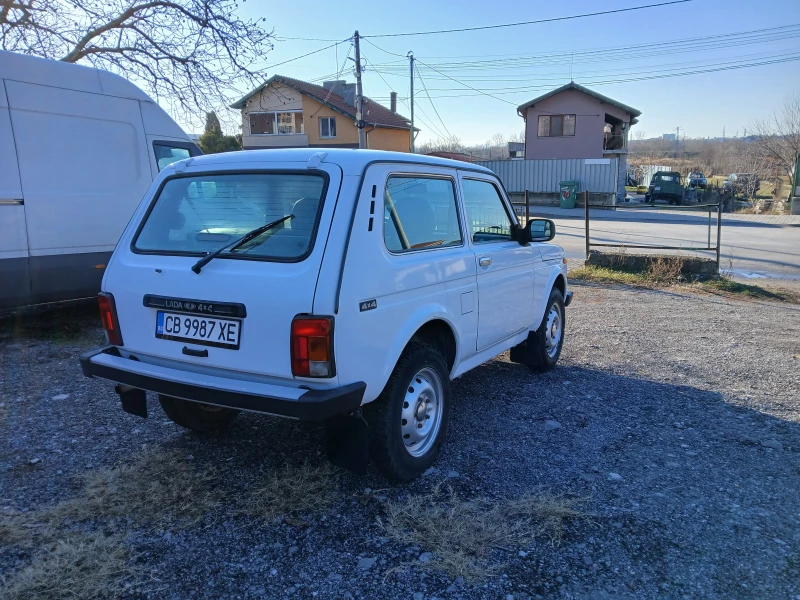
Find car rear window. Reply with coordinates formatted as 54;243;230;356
133;173;326;260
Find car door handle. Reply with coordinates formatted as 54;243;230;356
479;257;492;267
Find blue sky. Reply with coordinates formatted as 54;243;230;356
223;0;800;144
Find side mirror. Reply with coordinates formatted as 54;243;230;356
523;218;556;243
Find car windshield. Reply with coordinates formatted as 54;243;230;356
133;173;326;260
656;175;676;182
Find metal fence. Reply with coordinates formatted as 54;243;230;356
475;158;619;194
583;191;724;269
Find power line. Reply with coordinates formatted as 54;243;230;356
264;40;347;70
399;99;447;139
362;37;408;58
368;24;800;72
414;60;517;105
409;53;800;99
415;64;452;137
411;50;800;92
363;0;690;38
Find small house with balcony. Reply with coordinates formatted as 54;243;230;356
517;82;641;200
230;75;416;152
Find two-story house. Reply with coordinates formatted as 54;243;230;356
230;75;416;152
517;82;641;200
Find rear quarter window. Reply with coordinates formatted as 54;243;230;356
133;172;327;261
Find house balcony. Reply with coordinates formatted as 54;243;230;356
603;133;627;153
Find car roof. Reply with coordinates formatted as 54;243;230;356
177;148;495;176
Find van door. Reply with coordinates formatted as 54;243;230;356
459;175;536;351
5;80;152;304
0;80;31;310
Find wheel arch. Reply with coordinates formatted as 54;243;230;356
369;307;461;404
532;266;568;331
409;319;457;373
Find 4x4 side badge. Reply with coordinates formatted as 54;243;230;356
359;299;377;312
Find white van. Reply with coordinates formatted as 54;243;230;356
80;149;572;480
0;50;200;310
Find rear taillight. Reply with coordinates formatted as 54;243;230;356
291;316;334;377
98;292;123;346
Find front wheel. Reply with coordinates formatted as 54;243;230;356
159;395;240;432
365;343;451;481
529;288;566;372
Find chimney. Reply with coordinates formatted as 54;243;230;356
390;92;397;114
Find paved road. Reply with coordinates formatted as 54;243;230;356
541;214;800;283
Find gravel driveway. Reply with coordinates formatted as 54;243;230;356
1;284;799;600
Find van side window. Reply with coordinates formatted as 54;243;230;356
383;176;462;253
153;143;196;171
461;179;513;243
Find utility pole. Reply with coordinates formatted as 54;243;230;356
353;30;366;149
408;51;415;153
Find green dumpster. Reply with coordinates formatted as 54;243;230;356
559;180;579;209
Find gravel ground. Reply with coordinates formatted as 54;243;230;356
1;283;799;600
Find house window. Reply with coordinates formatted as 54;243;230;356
250;113;274;135
537;114;576;137
320;117;336;138
248;111;304;135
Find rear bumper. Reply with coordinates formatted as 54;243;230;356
80;346;365;421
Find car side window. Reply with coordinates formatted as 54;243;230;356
461;178;513;243
383;176;462;253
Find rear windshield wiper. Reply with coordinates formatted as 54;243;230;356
191;215;293;274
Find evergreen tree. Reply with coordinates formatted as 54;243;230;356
198;112;241;154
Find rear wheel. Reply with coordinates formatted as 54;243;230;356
365;343;450;481
158;395;239;432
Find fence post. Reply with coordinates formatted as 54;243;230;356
708;205;712;250
525;190;530;224
584;190;590;260
716;200;722;272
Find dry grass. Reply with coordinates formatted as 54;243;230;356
571;264;800;304
49;449;221;525
0;533;138;600
243;461;341;521
0;510;57;549
0;449;221;599
379;484;586;580
572;255;686;287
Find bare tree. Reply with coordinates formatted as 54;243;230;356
416;135;466;155
631;130;647;141
0;0;274;123
750;92;800;195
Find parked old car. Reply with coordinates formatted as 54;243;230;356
79;149;573;481
722;173;761;198
645;171;685;205
687;171;707;189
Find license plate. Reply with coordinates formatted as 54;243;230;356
654;186;661;191
155;311;241;349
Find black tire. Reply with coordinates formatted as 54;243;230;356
158;395;239;432
365;343;451;481
528;288;566;372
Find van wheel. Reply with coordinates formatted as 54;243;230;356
158;395;239;432
528;288;565;372
365;343;450;481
